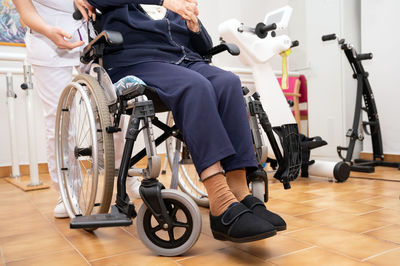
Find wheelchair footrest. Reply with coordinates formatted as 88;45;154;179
70;205;133;229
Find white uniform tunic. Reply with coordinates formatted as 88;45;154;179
25;0;86;67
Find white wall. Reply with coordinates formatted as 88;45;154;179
361;0;400;155
288;0;361;161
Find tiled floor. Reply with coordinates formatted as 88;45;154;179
1;166;400;265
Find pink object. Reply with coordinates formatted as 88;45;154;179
277;75;308;132
299;75;308;103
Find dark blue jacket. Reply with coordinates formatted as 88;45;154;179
87;0;213;69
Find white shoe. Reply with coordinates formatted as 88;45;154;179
127;176;141;199
54;197;69;218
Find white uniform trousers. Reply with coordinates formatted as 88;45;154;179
32;65;73;189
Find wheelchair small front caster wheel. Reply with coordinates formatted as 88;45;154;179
136;189;202;256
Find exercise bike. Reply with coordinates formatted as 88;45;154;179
163;6;327;210
218;5;350;183
322;33;400;173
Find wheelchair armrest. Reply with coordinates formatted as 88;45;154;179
203;43;240;60
81;31;124;64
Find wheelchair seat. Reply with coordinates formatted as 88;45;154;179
114;75;170;113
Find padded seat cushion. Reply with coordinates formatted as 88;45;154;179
114;75;169;113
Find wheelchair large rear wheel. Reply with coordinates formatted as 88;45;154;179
56;74;115;219
165;112;209;207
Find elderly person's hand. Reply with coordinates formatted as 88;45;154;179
163;0;200;32
74;0;96;21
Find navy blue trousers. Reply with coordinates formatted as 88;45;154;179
109;61;257;174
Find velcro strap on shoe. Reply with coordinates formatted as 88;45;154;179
221;203;251;226
242;195;266;210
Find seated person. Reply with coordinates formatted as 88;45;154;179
87;0;286;242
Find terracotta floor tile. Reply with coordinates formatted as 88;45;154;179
26;189;59;208
0;181;20;192
371;189;400;198
66;227;144;261
304;183;356;195
359;196;400;210
0;214;53;238
364;247;400;265
0;190;23;201
232;234;312;260
364;224;400;244
327;215;389;233
0;201;40;218
269;191;323;203
278;213;316;233
265;198;322;216
0;192;29;204
302;198;381;214
7;250;88;266
314;191;379;202
359;209;400;225
0;247;5;266
297;209;356;224
286;225;399;260
355;181;400;198
169;233;229;259
0;228;72;262
91;249;178;266
268;247;368;266
297;209;388;233
178;247;274;266
52;216;86;238
198;207;213;238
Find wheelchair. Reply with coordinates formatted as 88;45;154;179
55;17;302;255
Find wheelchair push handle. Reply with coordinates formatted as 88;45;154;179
73;9;83;20
322;34;337;42
73;6;94;21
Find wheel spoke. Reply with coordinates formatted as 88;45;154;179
78;127;91;147
173;221;189;228
150;224;162;233
170;205;179;218
168;229;175;243
77;113;88;146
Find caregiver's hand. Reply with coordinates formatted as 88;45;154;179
44;25;84;49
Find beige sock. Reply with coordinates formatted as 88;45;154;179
203;173;238;216
226;169;250;201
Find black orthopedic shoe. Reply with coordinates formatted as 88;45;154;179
241;195;287;231
210;202;276;243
